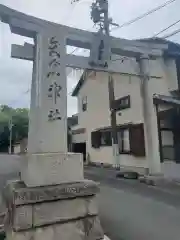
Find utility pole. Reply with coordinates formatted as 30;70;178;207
9;118;13;154
108;75;119;168
91;0;119;35
91;0;120;168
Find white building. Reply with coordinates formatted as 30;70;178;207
71;38;180;178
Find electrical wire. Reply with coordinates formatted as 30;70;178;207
70;0;92;4
68;24;95;56
162;28;180;38
111;0;176;31
62;0;92;25
153;19;180;37
70;47;80;55
62;1;79;23
8;89;30;107
67;25;95;78
67;0;178;78
70;0;178;41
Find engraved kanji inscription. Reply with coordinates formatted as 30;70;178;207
48;36;59;50
49;58;60;68
48;36;61;68
48;82;62;104
48;109;61;121
47;72;61;78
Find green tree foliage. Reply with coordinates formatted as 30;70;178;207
0;105;29;152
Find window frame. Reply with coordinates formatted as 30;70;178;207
91;123;146;157
117;128;131;154
113;95;131;111
82;96;87;112
100;130;112;147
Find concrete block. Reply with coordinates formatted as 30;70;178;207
13;206;32;231
84;216;104;240
33;197;98;227
53;217;104;240
21;152;84;187
6;230;33;240
86;197;98;216
4;180;99;206
6;216;104;240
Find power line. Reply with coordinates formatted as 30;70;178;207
70;0;92;4
68;24;95;56
111;0;176;32
68;0;178;78
67;24;94;77
70;47;79;55
62;0;91;25
163;28;180;38
8;89;30;106
62;1;79;23
153;19;180;37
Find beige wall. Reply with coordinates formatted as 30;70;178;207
72;132;86;143
73;57;178;172
163;58;178;92
76;70;147;169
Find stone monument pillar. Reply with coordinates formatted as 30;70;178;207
21;32;85;187
3;27;103;240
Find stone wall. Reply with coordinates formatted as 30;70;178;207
4;180;104;240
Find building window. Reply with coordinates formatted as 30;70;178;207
82;96;87;112
91;124;145;157
129;124;146;157
113;95;131;111
91;130;112;148
117;129;130;154
91;131;101;148
100;131;112;146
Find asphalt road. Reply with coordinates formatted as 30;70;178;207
85;166;180;240
1;154;180;240
0;154;21;211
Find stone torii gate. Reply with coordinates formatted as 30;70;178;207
0;4;167;240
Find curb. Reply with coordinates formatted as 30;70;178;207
116;171;140;180
139;176;156;186
139;175;180;188
104;236;111;240
86;162;121;170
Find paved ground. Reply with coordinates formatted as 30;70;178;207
0;154;20;186
85;166;180;240
0;154;21;211
1;154;180;240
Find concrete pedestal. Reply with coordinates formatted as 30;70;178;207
20;153;84;187
3;180;103;240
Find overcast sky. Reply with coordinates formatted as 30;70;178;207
0;0;180;116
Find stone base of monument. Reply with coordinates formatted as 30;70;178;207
3;180;104;240
20;153;84;187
